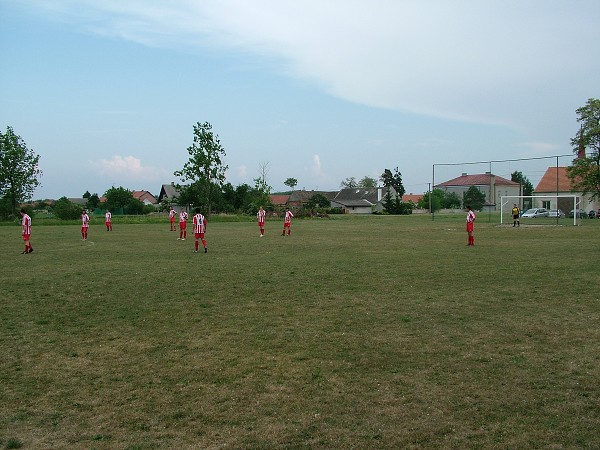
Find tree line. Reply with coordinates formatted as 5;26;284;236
2;99;599;220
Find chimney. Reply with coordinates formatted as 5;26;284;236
462;173;467;176
577;126;586;159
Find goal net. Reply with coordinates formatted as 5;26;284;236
500;195;580;225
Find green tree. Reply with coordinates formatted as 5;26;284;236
305;193;330;209
567;98;600;201
441;191;462;209
104;186;133;212
284;177;298;190
418;189;443;212
380;167;407;214
125;198;145;215
511;171;534;196
358;176;377;188
174;122;228;217
380;168;405;198
0;126;42;218
87;193;100;210
52;196;81;220
463;186;486;211
340;177;357;188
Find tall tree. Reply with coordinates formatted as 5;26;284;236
0;126;42;217
104;186;133;212
463;186;486;211
284;177;298;190
567;98;600;201
358;176;377;188
380;167;405;198
511;171;534;196
174;122;228;216
340;177;357;188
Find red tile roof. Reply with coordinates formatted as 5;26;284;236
534;167;575;193
269;195;289;205
436;173;518;187
402;194;423;204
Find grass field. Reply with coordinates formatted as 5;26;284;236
1;215;599;449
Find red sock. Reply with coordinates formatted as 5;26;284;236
195;241;198;251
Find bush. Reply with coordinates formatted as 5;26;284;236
52;197;82;220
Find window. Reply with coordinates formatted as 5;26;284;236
542;200;551;209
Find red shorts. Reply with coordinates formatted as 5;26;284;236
179;222;187;230
466;222;474;233
23;234;30;242
258;221;265;227
195;232;205;239
170;217;175;223
105;221;111;225
284;222;291;228
82;226;89;232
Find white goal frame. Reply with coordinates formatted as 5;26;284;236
500;195;579;225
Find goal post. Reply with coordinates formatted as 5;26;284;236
500;195;579;225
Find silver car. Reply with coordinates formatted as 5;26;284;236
521;208;549;218
548;209;565;218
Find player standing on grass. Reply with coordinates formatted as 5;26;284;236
257;205;266;237
511;203;520;227
193;208;208;253
466;205;476;246
282;207;293;236
105;210;112;231
178;207;188;240
81;209;90;241
20;208;33;254
169;206;177;231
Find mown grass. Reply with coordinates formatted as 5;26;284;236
1;215;599;449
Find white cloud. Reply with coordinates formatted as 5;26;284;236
19;0;600;136
92;155;164;179
237;165;247;178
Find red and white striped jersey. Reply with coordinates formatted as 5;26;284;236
82;213;90;227
284;210;294;224
466;210;476;223
193;213;206;233
257;209;266;223
105;211;112;222
169;209;176;219
22;213;31;235
179;211;188;222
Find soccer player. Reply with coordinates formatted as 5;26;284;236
282;207;293;236
511;203;520;227
20;208;33;254
193;208;208;253
81;209;90;241
466;205;476;246
257;205;266;237
178;207;188;240
105;210;112;231
169;207;177;231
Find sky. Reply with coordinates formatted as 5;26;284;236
1;0;598;200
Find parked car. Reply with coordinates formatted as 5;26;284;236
569;209;587;218
589;210;598;219
521;208;549;218
548;209;565;218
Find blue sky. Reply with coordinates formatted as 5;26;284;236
1;0;598;199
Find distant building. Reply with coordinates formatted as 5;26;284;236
132;190;158;206
331;187;395;214
435;172;520;211
158;182;181;205
534;167;599;212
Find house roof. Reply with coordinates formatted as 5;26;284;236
132;190;158;203
287;190;337;203
269;195;289;205
158;183;181;202
402;194;423;204
534;167;574;193
436;173;518;187
334;187;383;204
